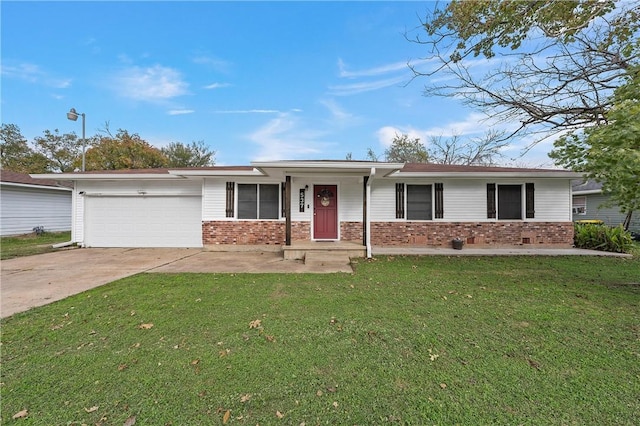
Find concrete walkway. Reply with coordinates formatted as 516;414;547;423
373;246;632;257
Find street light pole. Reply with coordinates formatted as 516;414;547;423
66;108;86;171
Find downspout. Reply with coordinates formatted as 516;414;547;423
366;167;376;258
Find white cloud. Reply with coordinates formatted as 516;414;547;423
168;109;194;115
248;113;330;161
328;75;407;96
319;98;355;123
204;82;231;90
338;58;411;78
113;65;188;101
1;62;43;81
376;113;492;149
213;109;281;114
1;62;71;89
192;54;231;73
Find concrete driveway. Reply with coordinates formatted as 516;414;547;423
0;248;353;318
1;248;201;318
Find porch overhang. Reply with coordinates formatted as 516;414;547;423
251;160;403;178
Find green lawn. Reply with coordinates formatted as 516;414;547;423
0;231;72;260
1;255;639;424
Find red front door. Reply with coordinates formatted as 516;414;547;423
314;185;338;239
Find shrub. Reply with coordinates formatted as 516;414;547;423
574;223;634;253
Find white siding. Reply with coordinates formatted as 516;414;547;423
440;179;487;221
371;178;572;222
338;180;362;222
202;179;228;220
290;178;313;222
0;185;72;236
535;179;572;221
370;180;397;221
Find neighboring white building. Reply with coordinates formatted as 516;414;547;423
33;161;580;256
1;170;72;236
572;180;639;232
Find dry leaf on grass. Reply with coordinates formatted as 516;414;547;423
138;323;154;330
240;394;251;403
123;415;136;426
276;410;284;419
440;383;447;389
12;409;28;419
249;319;262;329
84;405;99;413
223;410;231;424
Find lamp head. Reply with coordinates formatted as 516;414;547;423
67;108;79;121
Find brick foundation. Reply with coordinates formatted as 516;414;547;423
341;221;364;242
203;221;285;245
370;221;574;247
203;220;574;247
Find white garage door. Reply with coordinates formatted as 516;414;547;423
85;196;202;247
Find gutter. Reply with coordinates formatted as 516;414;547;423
366;167;376;258
52;241;74;249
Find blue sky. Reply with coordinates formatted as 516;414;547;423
2;1;557;167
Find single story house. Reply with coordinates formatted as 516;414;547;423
33;160;580;257
572;180;639;232
1;170;72;236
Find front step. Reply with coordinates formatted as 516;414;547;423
304;251;351;267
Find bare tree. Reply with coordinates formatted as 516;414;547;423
428;130;508;166
408;1;640;146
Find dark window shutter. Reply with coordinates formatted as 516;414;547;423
435;182;444;219
281;182;286;218
526;183;535;218
225;182;235;218
487;183;496;219
396;183;405;219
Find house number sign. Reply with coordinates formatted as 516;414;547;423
299;189;305;212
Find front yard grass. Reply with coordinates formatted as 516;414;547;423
1;255;639;424
0;231;72;260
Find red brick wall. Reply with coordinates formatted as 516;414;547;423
203;220;574;247
202;221;285;245
341;221;363;242
370;221;574;247
203;221;315;245
291;221;310;241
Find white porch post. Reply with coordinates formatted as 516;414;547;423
366;167;375;258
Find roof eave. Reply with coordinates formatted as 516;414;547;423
391;171;582;178
30;173;181;180
0;181;72;191
169;169;264;177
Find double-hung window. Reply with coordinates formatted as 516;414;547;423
407;185;433;220
487;183;535;220
395;183;444;220
237;184;280;219
572;196;586;215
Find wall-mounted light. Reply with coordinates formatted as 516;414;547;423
304;185;309;191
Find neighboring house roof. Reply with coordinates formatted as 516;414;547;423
30;161;582;180
0;170;72;190
572;179;603;195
